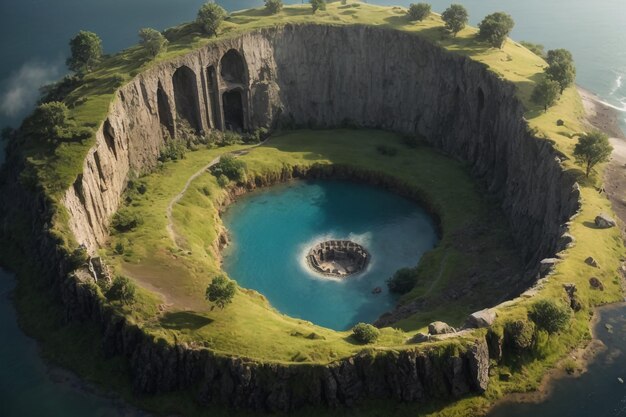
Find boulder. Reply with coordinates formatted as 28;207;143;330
558;233;576;250
539;258;559;277
595;213;616;229
585;256;600;268
589;277;604;291
410;332;431;343
428;321;456;335
465;309;496;329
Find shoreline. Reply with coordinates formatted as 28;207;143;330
578;85;626;139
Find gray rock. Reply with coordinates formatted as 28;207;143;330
428;321;456;335
539;258;559;276
589;276;604;291
585;256;600;268
410;332;431;343
558;233;576;250
595;213;616;229
465;309;496;329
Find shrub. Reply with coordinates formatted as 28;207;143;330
352;323;380;344
211;154;247;182
528;299;571;334
197;2;227;36
138;28;168;57
114;241;125;255
216;174;230;188
504;319;535;351
265;0;283;14
111;208;143;232
158;140;187;162
387;267;417;294
520;41;545;58
310;0;326;13
407;3;431;21
222;130;244;145
26;101;70;141
441;4;468;37
68;245;88;269
107;275;136;304
206;275;236;309
478;12;515;49
39;75;81;103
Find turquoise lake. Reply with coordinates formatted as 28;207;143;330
1;0;626;415
222;180;438;330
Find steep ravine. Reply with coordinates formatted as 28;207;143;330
0;24;580;411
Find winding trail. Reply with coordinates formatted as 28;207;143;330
166;139;269;247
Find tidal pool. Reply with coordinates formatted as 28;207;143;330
222;179;439;330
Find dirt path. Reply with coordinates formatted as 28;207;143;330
166;140;269;248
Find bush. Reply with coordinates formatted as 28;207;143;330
69;245;88;269
139;28;168;57
310;0;326;13
39;75;81;103
352;323;380;344
265;0;283;14
520;41;545;58
211;154;247;182
528;299;571;334
26;101;70;141
206;275;236;309
246;127;270;143
197;2;227;36
504;319;535;351
387;267;417;294
111;208;143;232
158;140;187;162
107;275;136;304
376;145;398;156
407;3;431;21
216;174;230;188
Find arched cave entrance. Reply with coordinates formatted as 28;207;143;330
172;66;202;133
207;65;221;129
222;90;244;131
220;49;247;85
157;82;175;138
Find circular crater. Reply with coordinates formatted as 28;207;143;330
306;240;370;278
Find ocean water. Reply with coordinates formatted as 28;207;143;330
222;179;438;330
1;0;626;415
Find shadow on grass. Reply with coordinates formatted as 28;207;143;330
160;311;213;330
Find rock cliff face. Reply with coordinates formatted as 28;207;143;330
1;24;581;410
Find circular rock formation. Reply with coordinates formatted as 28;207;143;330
306;240;369;277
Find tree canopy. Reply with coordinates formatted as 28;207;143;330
310;0;326;13
531;78;560;112
205;275;236;309
545;49;576;94
265;0;283;14
478;12;515;48
351;323;380;344
197;2;227;36
138;28;168;57
441;4;468;37
407;3;431;22
573;130;613;177
107;275;137;305
66;31;102;74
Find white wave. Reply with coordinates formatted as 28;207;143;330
610;73;623;97
296;232;373;282
596;98;626;113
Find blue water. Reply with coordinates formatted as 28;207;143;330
222;180;438;330
0;0;626;415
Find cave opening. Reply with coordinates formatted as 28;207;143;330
157;82;175;138
222;90;244;131
220;49;247;85
172;66;202;133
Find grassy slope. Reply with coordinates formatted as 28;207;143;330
9;1;625;414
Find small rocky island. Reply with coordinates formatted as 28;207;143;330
306;240;370;277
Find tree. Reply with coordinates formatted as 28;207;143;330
478;12;515;49
441;4;468;37
205;275;236;309
265;0;283;14
531;78;560;112
66;31;102;73
310;0;326;13
351;323;380;344
573;130;613;177
528;299;570;334
107;275;136;305
545;49;576;94
196;2;227;36
138;28;168;57
407;3;431;21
